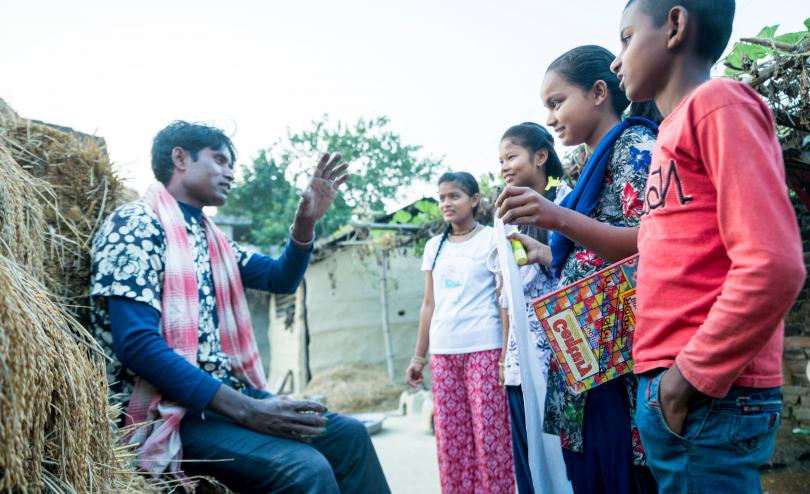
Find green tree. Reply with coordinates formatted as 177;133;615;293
221;115;443;248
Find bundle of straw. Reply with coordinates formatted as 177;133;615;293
0;98;18;129
0;252;152;491
0;145;50;281
0;104;156;492
0;114;123;327
306;364;408;413
0;101;229;492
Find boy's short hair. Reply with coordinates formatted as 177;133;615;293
626;0;735;63
151;121;236;185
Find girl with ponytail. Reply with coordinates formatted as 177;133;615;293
497;122;573;494
496;45;659;493
406;172;515;493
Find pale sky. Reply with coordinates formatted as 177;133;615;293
2;0;807;210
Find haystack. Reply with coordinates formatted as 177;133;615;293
306;363;408;413
0;101;155;492
0;254;148;492
0;104;125;327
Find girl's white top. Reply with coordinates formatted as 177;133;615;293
421;226;502;354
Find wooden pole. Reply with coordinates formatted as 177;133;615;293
378;247;396;380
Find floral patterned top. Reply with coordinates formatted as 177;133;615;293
543;124;655;465
502;263;559;386
502;183;571;387
89;201;254;408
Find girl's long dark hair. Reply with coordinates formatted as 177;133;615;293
501;122;563;244
501;122;564;181
547;45;662;124
431;172;479;271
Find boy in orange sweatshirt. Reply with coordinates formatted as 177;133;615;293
612;1;806;492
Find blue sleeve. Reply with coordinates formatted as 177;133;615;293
239;239;312;294
108;296;221;413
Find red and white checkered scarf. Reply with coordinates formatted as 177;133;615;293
124;183;267;475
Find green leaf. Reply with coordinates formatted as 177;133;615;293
725;42;770;67
391;210;413;224
413;200;440;219
413;200;433;214
775;31;810;46
410;215;428;226
756;24;779;39
804;17;810;31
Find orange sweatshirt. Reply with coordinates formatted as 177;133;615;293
634;79;805;398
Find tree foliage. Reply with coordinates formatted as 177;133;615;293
220;115;443;248
724;20;810;77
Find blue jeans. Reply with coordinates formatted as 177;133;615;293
180;387;390;494
636;370;780;494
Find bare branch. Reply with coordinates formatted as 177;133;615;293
773;109;810;133
740;37;802;52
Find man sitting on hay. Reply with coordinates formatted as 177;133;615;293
89;121;390;493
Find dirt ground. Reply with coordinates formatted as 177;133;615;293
761;425;810;494
371;412;441;494
372;415;810;493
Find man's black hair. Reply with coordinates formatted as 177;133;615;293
151;121;237;185
625;0;736;63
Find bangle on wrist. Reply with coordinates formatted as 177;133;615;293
289;225;315;249
411;355;427;366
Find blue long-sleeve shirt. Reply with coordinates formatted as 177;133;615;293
106;202;311;413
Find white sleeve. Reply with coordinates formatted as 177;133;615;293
421;236;439;271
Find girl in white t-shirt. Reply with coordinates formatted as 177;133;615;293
405;172;514;494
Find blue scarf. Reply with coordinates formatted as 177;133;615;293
549;117;658;276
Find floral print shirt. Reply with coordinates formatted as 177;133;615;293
502;183;571;387
502;263;559;386
89;201;254;408
543;124;655;465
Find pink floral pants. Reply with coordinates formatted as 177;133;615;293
431;348;515;494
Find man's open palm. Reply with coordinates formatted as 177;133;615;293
298;153;350;222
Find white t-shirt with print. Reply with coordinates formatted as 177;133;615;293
421;226;502;355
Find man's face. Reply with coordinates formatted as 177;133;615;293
179;145;235;207
611;2;671;102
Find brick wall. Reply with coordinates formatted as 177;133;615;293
783;197;810;427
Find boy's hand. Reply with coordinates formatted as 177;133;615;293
658;364;696;436
507;231;552;266
496;186;562;230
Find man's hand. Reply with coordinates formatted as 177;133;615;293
658;364;696;436
296;153;350;224
289;153;349;248
239;396;328;442
496;186;563;230
507;231;552;266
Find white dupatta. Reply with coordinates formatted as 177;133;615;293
493;217;572;494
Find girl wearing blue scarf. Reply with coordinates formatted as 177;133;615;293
498;45;660;494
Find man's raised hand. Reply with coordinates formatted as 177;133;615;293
297;153;350;223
